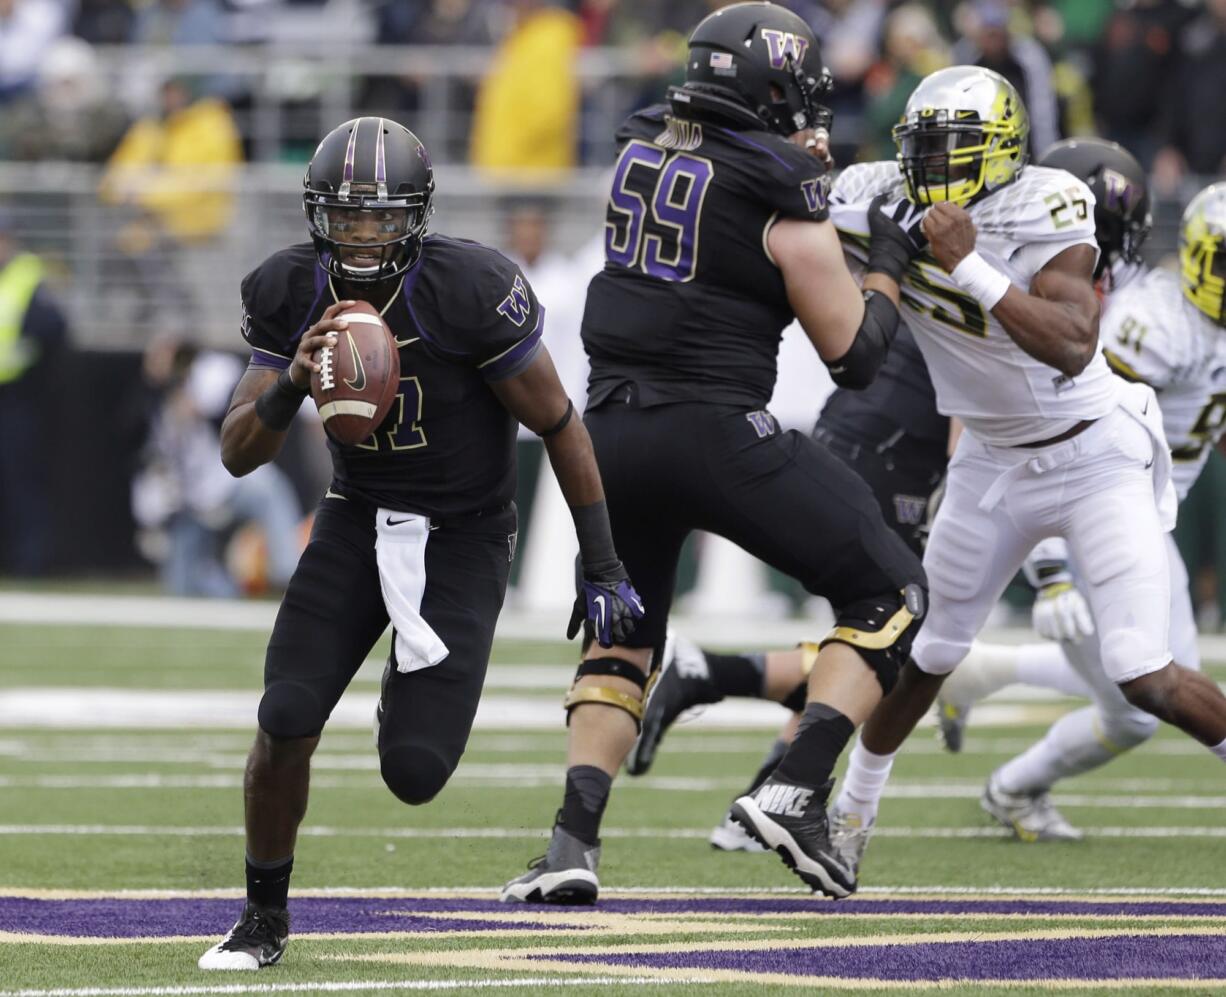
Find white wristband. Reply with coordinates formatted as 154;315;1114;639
950;251;1012;311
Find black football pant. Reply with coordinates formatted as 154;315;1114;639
811;425;946;559
258;491;516;805
585;394;925;652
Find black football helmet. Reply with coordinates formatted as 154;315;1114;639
303;117;435;283
667;2;832;137
1038;137;1151;282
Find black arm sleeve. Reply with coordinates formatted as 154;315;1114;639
824;290;900;390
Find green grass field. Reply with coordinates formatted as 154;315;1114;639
2;605;1225;995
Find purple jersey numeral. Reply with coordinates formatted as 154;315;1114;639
605;140;714;284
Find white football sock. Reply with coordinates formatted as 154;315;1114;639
833;739;895;823
1015;642;1094;698
995;705;1147;795
1211;738;1226;763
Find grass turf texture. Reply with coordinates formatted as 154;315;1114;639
2;621;1226;994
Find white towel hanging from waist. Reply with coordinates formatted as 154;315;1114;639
375;509;449;673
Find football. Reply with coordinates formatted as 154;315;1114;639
310;300;400;446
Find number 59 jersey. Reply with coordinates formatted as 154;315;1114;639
830;161;1120;447
1100;266;1226;501
582;105;830;412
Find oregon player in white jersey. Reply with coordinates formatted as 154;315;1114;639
937;179;1226;842
804;66;1226;894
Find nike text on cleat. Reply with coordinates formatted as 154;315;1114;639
198;902;289;971
625;632;720;777
827;807;875;878
500;822;600;905
708;812;766;852
728;777;855;898
981;774;1084;843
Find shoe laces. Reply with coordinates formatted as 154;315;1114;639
224;905;287;949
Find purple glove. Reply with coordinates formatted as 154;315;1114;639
568;571;645;647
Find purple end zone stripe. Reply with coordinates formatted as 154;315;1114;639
248;352;290;371
0;897;563;939
714;126;792;171
8;896;1226;938
545;935;1226;982
343;121;359;186
375;118;387;185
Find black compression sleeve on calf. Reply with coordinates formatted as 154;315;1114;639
774;703;855;788
571;500;621;576
824;291;899;390
254;369;309;432
706;651;766;699
559;764;612;844
538;399;574;438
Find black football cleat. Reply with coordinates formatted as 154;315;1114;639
198;901;289;970
729;777;855;898
625;631;721;776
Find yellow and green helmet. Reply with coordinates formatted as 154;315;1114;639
1179;182;1226;326
893;66;1029;207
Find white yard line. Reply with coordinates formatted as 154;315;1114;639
0;978;693;997
5;591;1226;662
1;772;1224;807
0;823;1224;840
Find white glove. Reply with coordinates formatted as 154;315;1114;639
1031;581;1095;642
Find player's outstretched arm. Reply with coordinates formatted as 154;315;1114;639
923;203;1100;378
490;347;643;646
220;301;352;476
769;211;908;390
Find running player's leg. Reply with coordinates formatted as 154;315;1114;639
201;494;390;969
1063;428;1226;751
503;401;688;903
375;506;515;805
833;436;1038;847
691;415;926;895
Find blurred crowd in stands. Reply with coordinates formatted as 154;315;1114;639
0;0;1223;190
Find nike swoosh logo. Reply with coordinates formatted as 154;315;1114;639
343;330;367;392
1142;398;1150;415
386;515;415;527
594;594;607;635
1144;458;1154;470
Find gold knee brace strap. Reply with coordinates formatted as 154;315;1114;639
563;656;649;728
799;640;821;677
820;601;915;652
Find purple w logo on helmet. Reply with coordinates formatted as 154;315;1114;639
760;28;809;70
1101;168;1141;213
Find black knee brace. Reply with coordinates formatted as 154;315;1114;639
563;657;650;729
820;583;927;694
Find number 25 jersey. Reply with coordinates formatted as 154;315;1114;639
582;105;830;411
830;162;1119;447
239;236;543;518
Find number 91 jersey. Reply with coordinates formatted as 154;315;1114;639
582;105;830;411
240;236;543;518
1100;266;1226;501
830;161;1119;447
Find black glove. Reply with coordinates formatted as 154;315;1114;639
567;562;645;648
867;193;927;284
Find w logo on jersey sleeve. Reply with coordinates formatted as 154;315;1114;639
496;274;532;328
760;28;809;70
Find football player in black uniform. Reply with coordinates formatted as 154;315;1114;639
500;1;928;904
198;117;642;970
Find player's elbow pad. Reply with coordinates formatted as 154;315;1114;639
824;291;899;390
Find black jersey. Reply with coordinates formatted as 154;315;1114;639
818;324;948;457
240;236;543;518
582;105;830;410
